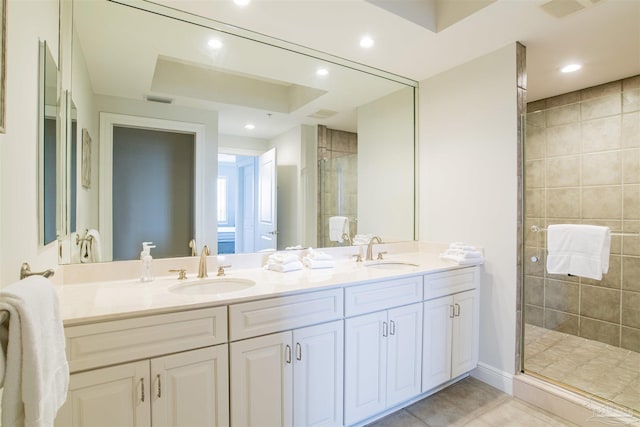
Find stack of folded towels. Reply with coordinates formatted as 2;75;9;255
264;252;303;272
353;234;374;245
303;248;335;269
440;242;484;265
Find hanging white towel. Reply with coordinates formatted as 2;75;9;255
329;216;349;243
546;224;611;280
0;276;69;427
86;229;102;263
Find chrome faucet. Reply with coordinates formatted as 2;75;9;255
198;245;210;278
365;236;383;261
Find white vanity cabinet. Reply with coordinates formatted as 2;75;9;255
229;288;344;427
422;269;479;392
343;276;424;426
55;307;229;427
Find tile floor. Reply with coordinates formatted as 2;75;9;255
524;324;640;413
366;377;576;427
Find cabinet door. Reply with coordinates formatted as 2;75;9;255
55;361;150;427
230;331;293;427
151;345;229;427
386;303;423;406
451;290;479;378
344;311;387;426
293;320;344;427
422;296;453;392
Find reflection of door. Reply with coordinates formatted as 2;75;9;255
257;147;277;251
112;126;194;260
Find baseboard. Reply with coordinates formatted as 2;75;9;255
513;373;640;426
471;362;514;395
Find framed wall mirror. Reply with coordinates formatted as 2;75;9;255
62;0;417;263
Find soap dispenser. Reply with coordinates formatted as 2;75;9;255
140;242;156;282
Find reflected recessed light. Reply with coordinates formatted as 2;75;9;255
561;63;582;73
360;36;374;49
234;0;250;6
244;124;255;130
208;39;223;49
316;68;329;77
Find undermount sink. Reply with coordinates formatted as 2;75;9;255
169;278;256;295
364;261;419;270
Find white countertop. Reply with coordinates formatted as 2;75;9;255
57;249;476;326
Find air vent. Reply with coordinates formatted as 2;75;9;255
145;95;174;104
308;109;338;119
540;0;585;18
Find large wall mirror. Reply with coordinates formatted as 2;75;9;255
62;0;417;264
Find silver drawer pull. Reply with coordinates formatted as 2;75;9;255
285;345;292;364
390;320;396;335
454;303;461;317
450;305;455;318
296;342;302;361
382;321;388;337
140;378;145;403
156;374;162;398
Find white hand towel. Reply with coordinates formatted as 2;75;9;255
305;248;333;261
353;234;374;245
546;224;611;280
0;276;69;427
264;260;304;272
329;216;349;243
86;229;102;263
303;257;335;269
267;253;300;265
439;253;484;266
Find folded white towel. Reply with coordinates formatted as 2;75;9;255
449;242;477;252
264;260;304;272
442;249;483;259
353;234;374;245
439;253;484;266
329;216;349;243
267;253;300;265
305;248;333;261
303;257;335;269
0;276;69;427
546;224;611;280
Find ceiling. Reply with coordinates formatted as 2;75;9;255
155;0;640;102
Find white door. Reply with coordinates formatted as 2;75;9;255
55;361;150;427
451;290;479;378
151;345;229;427
293;320;344;427
256;147;277;251
422;296;454;392
386;303;423;407
230;331;293;427
344;311;387;426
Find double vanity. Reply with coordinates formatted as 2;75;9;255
53;243;480;427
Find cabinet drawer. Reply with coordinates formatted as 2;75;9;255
229;288;343;340
65;307;227;372
424;267;478;300
344;276;423;317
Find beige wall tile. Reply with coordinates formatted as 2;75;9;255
546;104;580;127
622;256;640;292
621;326;640;352
546;156;579;187
582;186;622;219
623;88;640;113
623;148;640;184
580;317;620;346
545;279;579;314
544;309;579;334
621;291;640;328
547;91;580;108
547;188;580;218
582;151;621;186
525;305;544;327
525;276;544;306
580;285;620;323
622;112;640;148
525;123;545;160
581;94;622;121
546;123;580;157
525;189;545;218
525;160;545;188
623;75;640;91
582;81;622;100
624;185;640;220
581;116;622;153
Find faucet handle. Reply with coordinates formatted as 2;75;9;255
169;269;187;280
217;265;232;276
352;254;362;263
376;251;388;260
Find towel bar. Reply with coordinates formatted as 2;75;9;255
75;229;94;246
531;225;639;237
20;262;55;280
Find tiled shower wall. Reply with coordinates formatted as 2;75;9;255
317;125;358;247
524;75;640;352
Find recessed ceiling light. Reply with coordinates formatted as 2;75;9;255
359;36;374;49
244;124;255;130
234;0;250;6
560;63;582;73
316;68;329;77
208;39;223;49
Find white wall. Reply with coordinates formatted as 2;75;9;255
419;44;519;389
219;134;268;154
358;86;415;241
0;0;59;285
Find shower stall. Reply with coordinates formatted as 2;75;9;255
522;75;640;414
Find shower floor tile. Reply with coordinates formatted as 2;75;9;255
524;324;640;414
